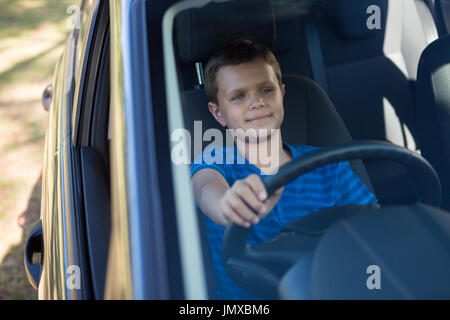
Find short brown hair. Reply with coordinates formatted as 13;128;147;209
204;38;282;103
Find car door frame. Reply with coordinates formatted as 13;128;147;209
39;0;103;299
104;0;180;299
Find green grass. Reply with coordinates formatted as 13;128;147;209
30;178;42;206
0;178;41;300
0;41;64;87
0;235;39;300
3;141;20;152
0;0;80;300
0;179;23;215
0;0;78;93
0;121;46;152
26;121;46;142
0;0;77;39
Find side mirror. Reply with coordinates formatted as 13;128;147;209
42;84;53;112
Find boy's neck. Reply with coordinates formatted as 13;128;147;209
235;129;292;174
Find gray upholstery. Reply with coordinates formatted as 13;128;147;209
175;0;276;64
308;0;439;204
326;0;385;40
282;75;372;191
416;34;450;210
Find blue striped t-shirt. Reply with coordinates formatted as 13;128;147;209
191;143;377;299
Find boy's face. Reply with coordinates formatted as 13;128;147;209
208;58;285;136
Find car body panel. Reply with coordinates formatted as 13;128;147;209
72;0;101;145
39;0;100;299
39;39;69;300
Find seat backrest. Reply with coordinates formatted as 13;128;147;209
416;34;450;210
282;74;372;191
313;0;438;150
297;0;440;205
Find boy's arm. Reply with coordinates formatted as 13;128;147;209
192;169;231;226
192;169;284;228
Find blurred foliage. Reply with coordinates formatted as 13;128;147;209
0;0;79;300
0;0;76;38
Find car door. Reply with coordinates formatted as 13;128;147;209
28;0;209;300
71;0;111;300
26;0;105;300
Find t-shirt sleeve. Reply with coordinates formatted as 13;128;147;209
334;161;378;206
190;147;229;185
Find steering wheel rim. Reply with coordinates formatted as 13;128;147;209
223;140;441;259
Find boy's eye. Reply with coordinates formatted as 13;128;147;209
261;88;273;94
232;94;244;101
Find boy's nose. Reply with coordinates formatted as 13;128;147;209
249;94;264;109
249;102;262;110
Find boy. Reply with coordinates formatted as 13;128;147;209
190;39;377;299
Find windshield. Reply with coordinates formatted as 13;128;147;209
161;0;446;300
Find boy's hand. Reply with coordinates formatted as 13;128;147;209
219;174;284;228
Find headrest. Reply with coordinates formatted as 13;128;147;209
175;0;276;64
325;0;387;40
272;0;315;53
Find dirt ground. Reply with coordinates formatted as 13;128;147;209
0;0;78;300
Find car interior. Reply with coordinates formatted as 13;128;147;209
80;0;450;299
167;0;450;299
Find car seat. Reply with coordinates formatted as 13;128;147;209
302;0;439;205
174;0;374;299
416;34;450;210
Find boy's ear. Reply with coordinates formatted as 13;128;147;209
281;84;285;98
208;102;227;127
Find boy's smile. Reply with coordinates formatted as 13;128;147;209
208;58;285;135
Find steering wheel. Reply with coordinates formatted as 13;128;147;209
222;140;441;298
